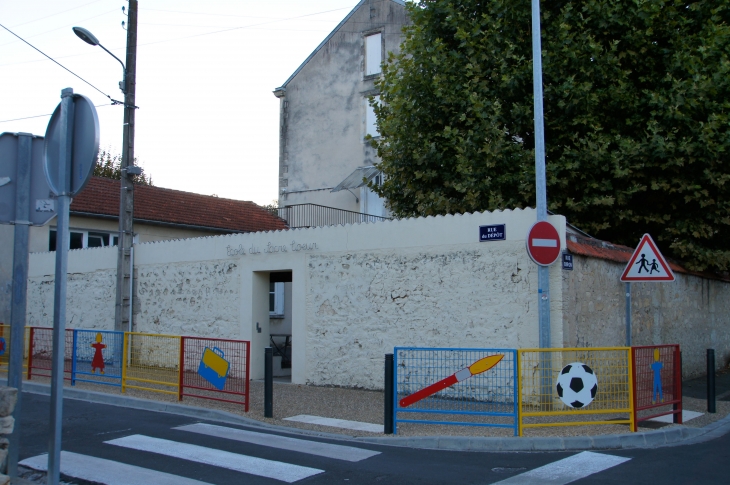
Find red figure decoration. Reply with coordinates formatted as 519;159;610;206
91;332;106;374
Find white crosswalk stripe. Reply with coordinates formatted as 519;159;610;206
176;423;380;462
20;451;213;485
492;451;630;485
105;434;324;483
283;414;383;433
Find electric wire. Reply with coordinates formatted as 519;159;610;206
0;9;119;49
0;22;115;102
8;0;106;29
0;104;113;124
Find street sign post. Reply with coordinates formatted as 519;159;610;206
621;234;675;346
44;88;99;485
0;132;56;477
526;220;561;266
0;133;57;226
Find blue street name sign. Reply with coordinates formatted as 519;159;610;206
479;224;506;242
562;252;574;270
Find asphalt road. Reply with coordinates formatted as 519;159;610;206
16;392;730;484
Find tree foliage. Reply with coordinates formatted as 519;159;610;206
372;0;730;271
94;148;153;186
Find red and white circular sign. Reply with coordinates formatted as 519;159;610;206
526;221;561;266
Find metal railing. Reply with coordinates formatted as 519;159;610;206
277;203;390;228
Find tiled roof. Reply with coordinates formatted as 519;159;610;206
567;234;729;281
70;177;288;233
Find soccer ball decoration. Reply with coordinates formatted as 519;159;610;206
556;362;598;408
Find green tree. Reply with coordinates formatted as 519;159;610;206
372;0;730;271
94;148;153;186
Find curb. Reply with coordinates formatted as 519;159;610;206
17;381;730;452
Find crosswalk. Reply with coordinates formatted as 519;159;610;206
20;422;633;485
20;422;380;484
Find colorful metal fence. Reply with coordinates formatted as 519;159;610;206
72;330;124;387
394;347;519;435
122;332;181;396
27;327;74;381
180;337;250;411
0;325;30;377
632;344;681;430
518;347;634;435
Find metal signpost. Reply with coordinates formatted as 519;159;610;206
44;88;99;485
529;0;550;349
0;132;57;477
620;234;675;346
529;0;553;408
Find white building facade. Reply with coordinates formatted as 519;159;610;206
274;0;408;219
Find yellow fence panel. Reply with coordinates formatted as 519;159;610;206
122;332;181;396
518;347;634;435
0;325;31;377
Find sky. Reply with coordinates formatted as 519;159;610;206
0;0;362;206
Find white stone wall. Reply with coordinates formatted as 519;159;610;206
135;260;241;338
563;253;730;378
305;243;546;388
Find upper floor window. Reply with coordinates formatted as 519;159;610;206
365;32;382;76
366;95;381;138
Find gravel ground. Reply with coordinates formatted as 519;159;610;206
23;376;730;439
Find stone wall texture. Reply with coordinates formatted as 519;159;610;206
563;254;730;378
26;269;116;329
134;260;241;338
305;244;540;388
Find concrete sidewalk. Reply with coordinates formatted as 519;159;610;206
12;367;730;452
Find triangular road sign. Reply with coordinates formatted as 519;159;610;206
621;234;675;282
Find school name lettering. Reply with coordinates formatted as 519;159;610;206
226;240;319;257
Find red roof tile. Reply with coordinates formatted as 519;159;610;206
567;234;728;281
70;177;288;233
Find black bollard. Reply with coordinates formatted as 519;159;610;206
265;347;273;418
674;350;683;424
707;349;716;414
384;354;394;434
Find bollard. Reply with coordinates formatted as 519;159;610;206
265;347;273;418
674;350;683;424
384;354;394;434
707;349;716;413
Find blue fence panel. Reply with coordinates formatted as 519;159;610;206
72;330;124;387
394;347;518;436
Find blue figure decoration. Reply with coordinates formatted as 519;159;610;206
651;348;664;404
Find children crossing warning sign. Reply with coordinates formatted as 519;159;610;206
621;234;675;282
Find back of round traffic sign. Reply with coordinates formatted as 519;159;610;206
44;93;99;197
526;220;561;266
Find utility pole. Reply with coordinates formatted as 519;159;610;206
115;0;138;332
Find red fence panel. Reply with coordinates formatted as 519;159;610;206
27;327;74;381
179;337;250;412
632;344;681;431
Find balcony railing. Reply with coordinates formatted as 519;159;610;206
276;203;390;229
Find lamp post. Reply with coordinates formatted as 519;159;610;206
72;0;138;333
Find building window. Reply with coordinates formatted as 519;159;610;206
269;282;285;317
366;95;380;138
365;32;382;76
49;229;117;251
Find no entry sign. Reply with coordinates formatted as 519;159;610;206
526;221;561;266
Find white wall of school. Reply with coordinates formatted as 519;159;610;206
27;208;566;387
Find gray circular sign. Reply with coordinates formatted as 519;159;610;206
44;93;100;196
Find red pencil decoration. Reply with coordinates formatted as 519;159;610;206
400;354;504;408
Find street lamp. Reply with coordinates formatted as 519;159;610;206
72;10;139;335
72;27;126;94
